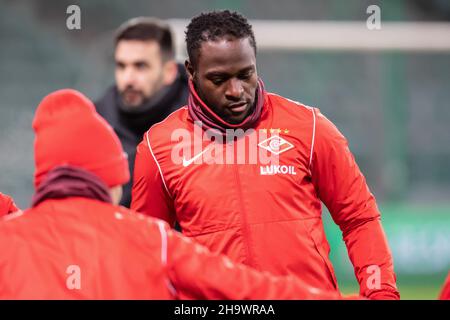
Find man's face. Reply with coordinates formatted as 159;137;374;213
188;37;258;124
115;40;165;108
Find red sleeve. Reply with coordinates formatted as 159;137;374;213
0;193;19;217
131;132;176;227
310;108;399;300
439;272;450;300
161;222;344;300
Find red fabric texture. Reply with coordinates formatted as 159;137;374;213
32;89;129;189
0;193;19;217
132;92;399;300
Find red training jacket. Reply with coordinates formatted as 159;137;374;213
0;197;343;299
131;93;399;299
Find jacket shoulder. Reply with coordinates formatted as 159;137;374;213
267;93;316;120
106;203;164;228
266;93;341;140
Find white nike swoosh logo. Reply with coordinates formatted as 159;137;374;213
182;145;212;167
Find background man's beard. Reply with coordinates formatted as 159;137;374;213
120;88;148;108
120;73;165;108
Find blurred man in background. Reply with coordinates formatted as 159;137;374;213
0;89;347;300
0;192;19;217
132;10;399;300
95;17;188;207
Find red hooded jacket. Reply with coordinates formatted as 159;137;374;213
0;196;343;299
131;93;399;299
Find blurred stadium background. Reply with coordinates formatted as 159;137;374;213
0;0;449;299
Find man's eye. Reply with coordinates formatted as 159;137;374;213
238;72;252;80
136;63;148;70
211;78;224;85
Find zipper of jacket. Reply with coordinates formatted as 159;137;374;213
230;98;271;269
232;158;256;268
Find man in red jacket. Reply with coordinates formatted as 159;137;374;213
131;10;399;300
0;192;19;217
0;89;345;300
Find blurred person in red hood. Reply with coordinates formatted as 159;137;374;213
0;89;349;300
0;192;19;217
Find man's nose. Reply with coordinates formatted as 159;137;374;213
225;79;244;100
122;68;137;86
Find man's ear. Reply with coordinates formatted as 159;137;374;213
162;61;178;86
185;59;195;81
